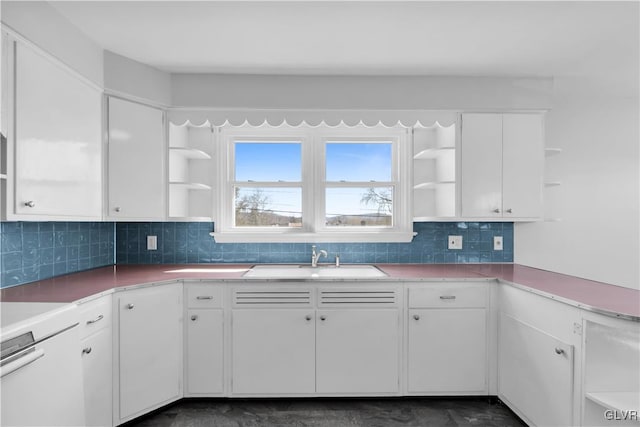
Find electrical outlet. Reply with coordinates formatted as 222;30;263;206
147;235;157;251
448;235;463;250
494;236;503;251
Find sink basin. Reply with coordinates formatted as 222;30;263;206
243;265;388;279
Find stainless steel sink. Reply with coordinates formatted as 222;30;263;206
243;264;388;279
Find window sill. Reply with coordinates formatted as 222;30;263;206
210;231;416;243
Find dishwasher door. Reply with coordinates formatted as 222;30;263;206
1;311;85;427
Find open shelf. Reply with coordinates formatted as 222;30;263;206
585;391;639;413
413;147;455;160
414;181;455;190
168;122;214;220
169;181;211;190
169;147;211;160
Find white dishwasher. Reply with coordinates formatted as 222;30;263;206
1;304;86;427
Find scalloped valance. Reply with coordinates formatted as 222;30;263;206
167;109;457;128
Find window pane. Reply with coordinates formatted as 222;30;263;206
326;142;392;182
234;187;302;227
325;187;393;227
235;142;301;181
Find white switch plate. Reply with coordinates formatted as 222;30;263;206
448;235;463;250
147;235;157;251
494;236;503;251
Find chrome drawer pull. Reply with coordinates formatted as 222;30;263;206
555;347;565;355
439;296;456;300
191;315;198;321
196;296;214;300
413;314;420;321
82;347;92;355
86;315;104;325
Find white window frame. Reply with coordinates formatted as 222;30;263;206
213;124;413;243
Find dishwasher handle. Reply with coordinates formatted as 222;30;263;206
0;349;45;379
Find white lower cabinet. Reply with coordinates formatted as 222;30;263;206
499;313;574;426
316;309;399;394
78;296;113;427
408;308;487;393
184;283;225;396
406;284;488;394
116;284;182;423
498;284;580;427
82;328;113;427
232;308;316;394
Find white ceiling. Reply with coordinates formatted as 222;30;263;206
50;1;638;83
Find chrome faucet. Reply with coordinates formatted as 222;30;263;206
311;245;327;267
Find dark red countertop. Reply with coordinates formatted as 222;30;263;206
1;263;638;320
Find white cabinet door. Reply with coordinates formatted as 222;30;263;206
81;327;112;427
499;313;574;427
13;42;102;219
461;113;544;219
460;113;503;218
231;309;315;394
185;308;224;395
117;284;182;421
407;308;487;393
316;309;399;394
107;97;165;220
502;114;544;219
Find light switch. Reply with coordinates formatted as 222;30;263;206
448;235;463;250
147;235;157;251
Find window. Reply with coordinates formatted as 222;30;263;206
215;125;412;242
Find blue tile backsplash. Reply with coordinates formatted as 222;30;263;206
115;222;513;266
0;222;115;288
1;221;512;289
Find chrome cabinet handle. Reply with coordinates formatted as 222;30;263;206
86;315;104;325
555;347;565;355
196;296;214;300
439;296;456;300
305;315;312;321
506;208;513;214
126;303;134;310
493;208;500;213
320;315;327;321
114;207;121;212
413;314;420;321
191;315;198;321
24;201;36;208
82;347;92;355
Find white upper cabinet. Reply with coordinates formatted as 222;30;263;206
9;41;102;220
460;113;544;220
107;97;165;220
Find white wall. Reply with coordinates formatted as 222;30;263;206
0;1;103;86
104;50;171;106
515;77;640;290
172;74;553;110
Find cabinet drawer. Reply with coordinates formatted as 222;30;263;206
186;284;224;308
78;296;112;338
409;284;486;308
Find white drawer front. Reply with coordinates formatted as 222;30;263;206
78;296;112;338
409;285;487;308
186;284;224;308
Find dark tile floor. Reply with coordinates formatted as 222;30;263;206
125;397;528;427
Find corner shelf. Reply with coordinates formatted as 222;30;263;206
169;182;211;191
168;122;214;220
413;147;455;160
169;147;211;160
585;391;639;413
414;181;455;190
